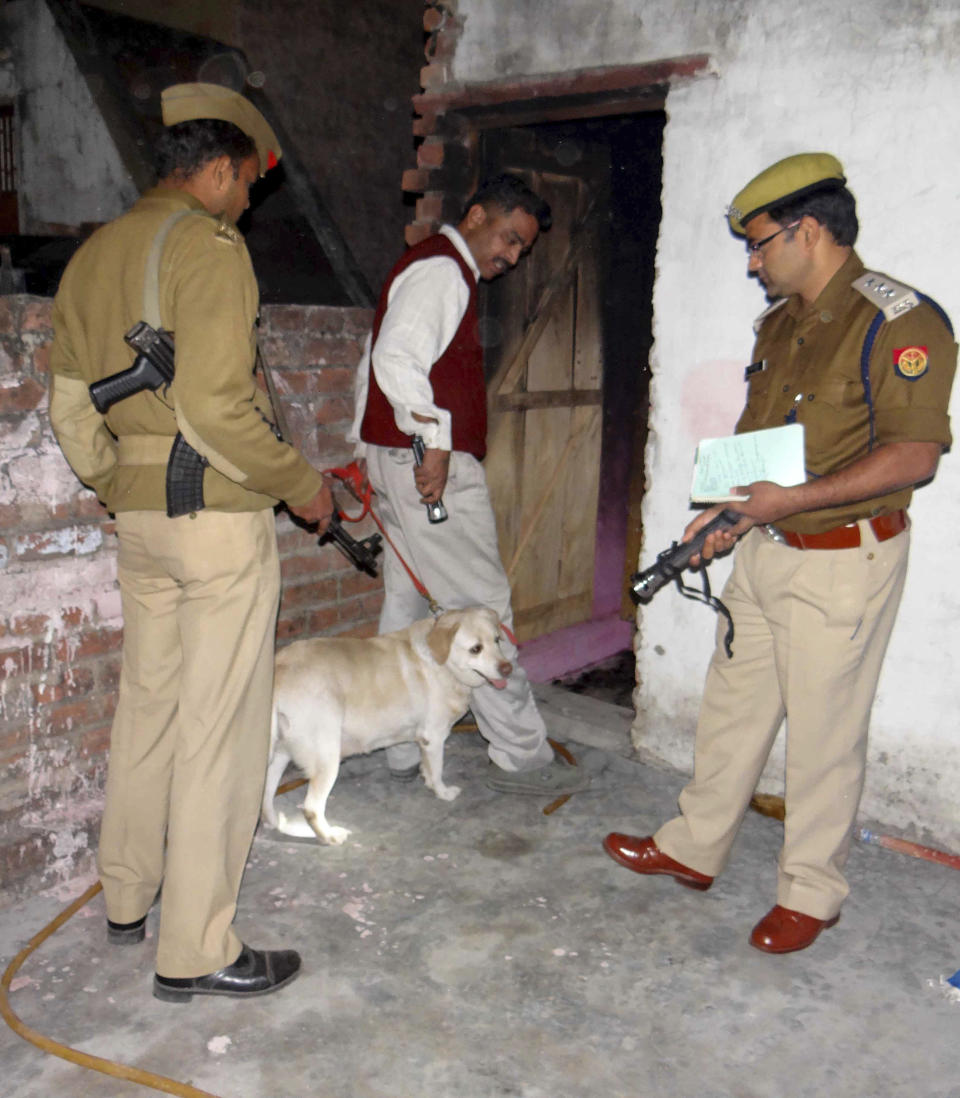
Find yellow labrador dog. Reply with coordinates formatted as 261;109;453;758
261;607;512;843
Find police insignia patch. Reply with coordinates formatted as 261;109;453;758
893;346;929;380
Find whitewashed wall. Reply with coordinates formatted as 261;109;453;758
5;0;137;231
454;0;960;847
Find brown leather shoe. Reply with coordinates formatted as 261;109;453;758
749;905;839;954
602;833;713;891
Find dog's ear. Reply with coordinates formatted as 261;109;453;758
426;617;458;665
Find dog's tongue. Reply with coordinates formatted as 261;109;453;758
490;678;508;691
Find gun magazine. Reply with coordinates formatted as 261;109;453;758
165;433;208;518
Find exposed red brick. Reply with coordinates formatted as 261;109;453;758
0;377;45;414
306;606;341;633
0;501;21;529
405;221;437;247
260;304;308;331
276;614;308;643
361;591;385;617
301;306;348;334
280;553;328;580
402;168;432;194
417;140;445;169
341;309;375;337
97;662;121;700
0;297;18;332
303;335;366;366
72;627;123;659
423;6;444;32
0;724;31;758
339;570;383;598
10;613;50;637
420;62;450;91
32;666;96;705
0;646;27;676
32;341;51;376
428;29;458;64
314;397;353;426
412;113;438;138
40;697;113;737
77;724;112;759
0;837;50;901
280;577;339;610
21;299;53;331
416;193;444;222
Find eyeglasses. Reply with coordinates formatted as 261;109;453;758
745;220;801;255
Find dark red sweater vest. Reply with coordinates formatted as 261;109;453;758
359;233;487;460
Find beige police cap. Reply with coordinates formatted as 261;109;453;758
161;82;281;176
726;152;845;234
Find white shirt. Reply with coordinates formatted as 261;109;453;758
348;224;479;454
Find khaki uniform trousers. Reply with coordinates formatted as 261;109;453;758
366;445;554;774
654;522;909;919
98;508;280;978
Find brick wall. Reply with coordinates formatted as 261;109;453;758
0;296;378;905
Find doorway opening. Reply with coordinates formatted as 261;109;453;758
477;110;664;683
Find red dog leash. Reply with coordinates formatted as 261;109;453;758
324;460;518;645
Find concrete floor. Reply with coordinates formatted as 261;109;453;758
2;685;959;1098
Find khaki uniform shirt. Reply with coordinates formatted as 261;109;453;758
50;187;324;513
737;251;957;534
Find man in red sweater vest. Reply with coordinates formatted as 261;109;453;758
349;174;588;796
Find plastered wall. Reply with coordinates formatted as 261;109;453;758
449;0;960;848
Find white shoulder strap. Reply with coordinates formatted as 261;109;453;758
142;209;206;327
852;271;920;322
752;297;788;333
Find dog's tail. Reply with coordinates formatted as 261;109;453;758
261;699;291;831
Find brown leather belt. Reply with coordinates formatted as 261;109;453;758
775;508;908;550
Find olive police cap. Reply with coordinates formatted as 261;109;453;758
726;152;845;234
161;82;281;176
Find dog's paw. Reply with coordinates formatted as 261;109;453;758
434;784;461;802
320;825;352;845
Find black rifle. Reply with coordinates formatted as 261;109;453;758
411;434;448;523
90;321;207;517
629;509;741;605
89;321;175;413
319;508;383;577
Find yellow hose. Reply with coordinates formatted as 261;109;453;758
1;881;221;1097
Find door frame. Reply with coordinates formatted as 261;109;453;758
403;56;712;636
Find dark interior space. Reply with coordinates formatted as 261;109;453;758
8;0;429;305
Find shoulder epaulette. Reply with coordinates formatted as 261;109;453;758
852;271;919;322
213;219;241;245
752;297;788;333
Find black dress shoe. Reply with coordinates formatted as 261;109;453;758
107;915;147;945
153;944;301;1003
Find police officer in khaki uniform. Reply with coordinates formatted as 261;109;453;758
603;153;956;953
50;83;333;1000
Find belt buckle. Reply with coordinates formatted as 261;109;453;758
763;524;787;544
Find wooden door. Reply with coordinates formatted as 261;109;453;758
480;129;608;642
